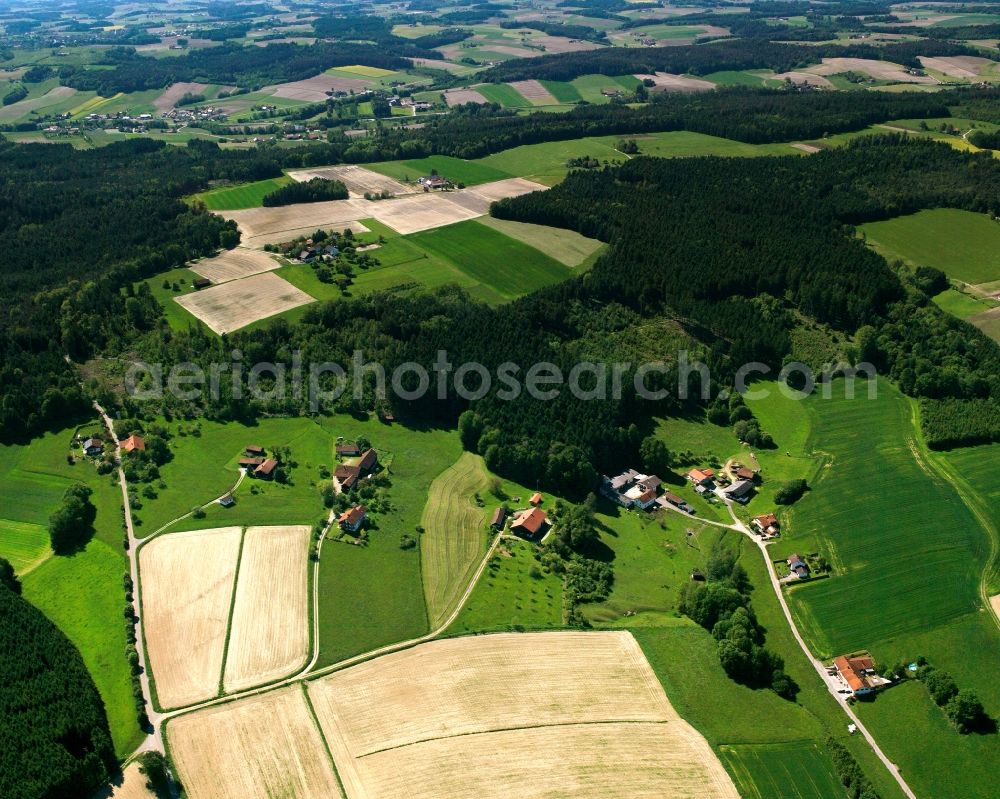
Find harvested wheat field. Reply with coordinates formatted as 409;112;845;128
307;631;739;799
223;525;311;693
507;79;558;104
918;55;995;79
287;165;413;197
175;272;314;334
774;71;834;88
535;35;605;54
267;73;371;101
806;57;938;83
635;72;715;92
367;191;484;234
991;594;1000;623
139;527;242;709
444;87;489;106
189;248;281;284
224;198;370;242
153;82;226;112
167;686;341;799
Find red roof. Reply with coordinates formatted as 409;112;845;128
121;434;145;453
511;507;547;535
358;448;378;473
334;464;360;489
239;457;264;467
530;492;543;505
754;513;778;528
834;656;867;693
245;445;264;455
687;469;712;484
736;467;754;480
255;458;278;476
339;505;367;526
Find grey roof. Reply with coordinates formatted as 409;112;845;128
724;479;754;498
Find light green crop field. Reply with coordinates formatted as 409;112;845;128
932;287;997;320
584;502;725;626
0;519;50;574
407;219;575;300
366;154;513;186
312;415;463;667
475;82;532;108
194;176;292;210
859;209;1000;284
786;380;986;658
475;216;605;267
448;538;564;634
23;539;143;758
703;70;771;87
720;742;846;799
571;73;641;103
420;452;490;628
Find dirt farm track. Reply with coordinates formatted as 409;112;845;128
165;631;739;799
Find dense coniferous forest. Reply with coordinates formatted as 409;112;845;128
261;177;348;206
0;584;116;799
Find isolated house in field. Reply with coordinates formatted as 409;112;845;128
336;442;361;457
193;277;211;289
418;174;450;189
510;507;548;540
238;456;264;470
254;458;278;480
121;434;145;454
357;448;378;475
339;504;367;533
245;445;264;456
530;492;543;506
220;494;235;507
832;654;888;697
83;438;103;456
753;513;779;536
722;479;754;503
786;554;810;580
334;464;360;491
490;507;508;530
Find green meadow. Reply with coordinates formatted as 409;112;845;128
194;176;293;210
860;209;1000;285
474;216;604;267
365;154;513;186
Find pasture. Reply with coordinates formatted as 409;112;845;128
167;686;341;799
139;526;242;708
785;380;988;658
0;518;50;574
859;208;1000;285
312;415;462;667
174;271;314;334
420;452;490;628
307;632;739;799
585;503;725;626
195;177;292;211
449;537;564;634
222;525;311;692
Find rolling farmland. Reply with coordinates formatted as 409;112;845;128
420;452;490;628
0;518;50;574
720;742;845;799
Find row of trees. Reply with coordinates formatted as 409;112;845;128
261;177;349;206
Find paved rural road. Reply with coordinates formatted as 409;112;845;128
94;403;165;755
720;499;919;799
